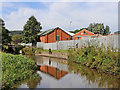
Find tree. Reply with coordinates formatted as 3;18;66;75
69;28;88;34
12;34;22;45
0;18;11;44
22;16;42;46
104;25;110;35
87;23;110;35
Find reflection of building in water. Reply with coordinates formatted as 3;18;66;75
36;56;68;71
40;65;68;80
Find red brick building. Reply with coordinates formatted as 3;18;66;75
38;27;74;43
73;29;102;40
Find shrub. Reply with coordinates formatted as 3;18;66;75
14;45;25;54
1;52;38;89
22;47;35;55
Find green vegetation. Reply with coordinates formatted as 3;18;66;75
35;48;68;54
2;45;24;54
68;45;120;78
87;23;110;35
12;34;22;45
22;47;35;55
0;18;11;44
69;28;88;34
22;16;42;46
2;52;39;89
70;23;111;35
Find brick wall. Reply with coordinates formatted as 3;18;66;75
73;29;97;40
40;28;71;43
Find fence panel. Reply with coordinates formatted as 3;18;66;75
36;35;119;50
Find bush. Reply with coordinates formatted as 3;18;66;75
1;52;38;89
14;45;25;54
22;47;35;55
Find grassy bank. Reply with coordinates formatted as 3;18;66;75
1;52;39;89
35;48;68;54
68;45;120;78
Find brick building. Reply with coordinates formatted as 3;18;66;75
73;29;102;40
38;27;74;43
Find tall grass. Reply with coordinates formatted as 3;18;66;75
68;44;120;78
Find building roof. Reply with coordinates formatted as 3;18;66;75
73;29;102;37
37;27;74;36
10;30;23;36
114;31;120;34
37;28;54;36
64;30;75;36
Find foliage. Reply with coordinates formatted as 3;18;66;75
87;23;110;35
69;28;88;34
1;52;38;89
68;45;120;77
22;47;35;55
104;25;110;35
35;48;68;54
22;16;42;46
12;34;22;44
2;45;24;54
0;18;11;44
14;45;25;54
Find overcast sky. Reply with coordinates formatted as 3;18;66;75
1;1;118;33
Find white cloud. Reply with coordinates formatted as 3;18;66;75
1;0;119;2
3;2;118;33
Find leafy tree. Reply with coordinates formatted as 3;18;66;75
0;18;11;44
87;23;110;35
22;16;42;46
69;28;88;34
104;25;110;35
12;34;22;45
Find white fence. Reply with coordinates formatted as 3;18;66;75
36;34;120;50
20;43;32;47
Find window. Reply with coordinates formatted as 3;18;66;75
56;35;60;41
84;31;86;34
70;36;73;40
77;37;79;40
66;38;68;40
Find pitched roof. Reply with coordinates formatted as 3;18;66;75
37;28;55;36
73;29;102;36
37;27;74;36
64;30;75;36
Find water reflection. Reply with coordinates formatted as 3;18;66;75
39;65;68;80
16;72;42;89
68;62;120;88
18;56;120;88
26;76;41;88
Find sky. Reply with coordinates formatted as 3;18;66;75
1;1;118;33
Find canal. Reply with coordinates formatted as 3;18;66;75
17;56;120;88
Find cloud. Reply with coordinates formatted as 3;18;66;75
1;0;119;2
3;2;118;33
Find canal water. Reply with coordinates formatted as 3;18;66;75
18;56;120;88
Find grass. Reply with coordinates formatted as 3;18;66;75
35;48;68;54
1;52;39;89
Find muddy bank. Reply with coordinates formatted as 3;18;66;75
36;52;68;59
